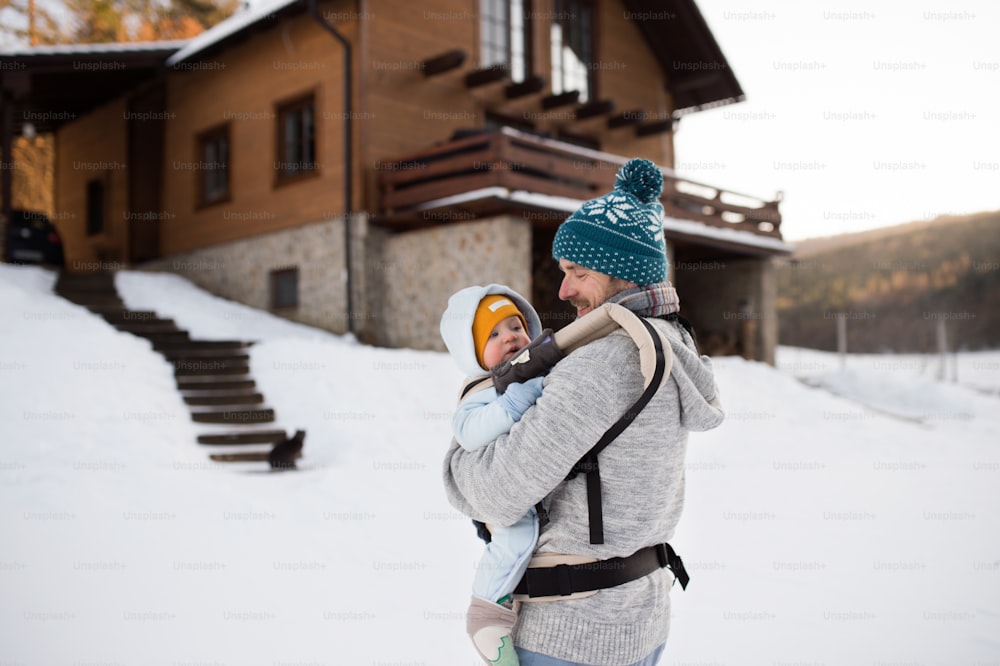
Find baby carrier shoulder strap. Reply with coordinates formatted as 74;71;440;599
564;309;673;544
465;304;674;546
459;375;493;400
552;302;669;390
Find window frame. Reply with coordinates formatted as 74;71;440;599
269;267;300;310
480;0;533;82
196;123;231;208
550;0;596;103
274;92;319;188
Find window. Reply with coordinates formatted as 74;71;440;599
480;0;531;81
197;124;230;206
86;179;105;236
550;0;594;103
275;94;317;184
270;267;299;309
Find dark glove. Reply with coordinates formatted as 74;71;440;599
491;329;564;394
496;377;544;421
473;519;492;544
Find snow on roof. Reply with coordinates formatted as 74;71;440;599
412;187;512;211
165;0;302;67
661;215;794;254
0;40;189;57
0;0;301;64
413;186;793;254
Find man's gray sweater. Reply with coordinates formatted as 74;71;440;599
443;317;724;665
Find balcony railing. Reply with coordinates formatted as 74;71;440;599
377;127;782;238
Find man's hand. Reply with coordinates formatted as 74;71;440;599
496;377;544;421
491;330;563;394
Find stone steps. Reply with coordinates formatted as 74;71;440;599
197;430;288;446
177;378;257;392
183;392;265;406
53;270;304;469
191;408;276;424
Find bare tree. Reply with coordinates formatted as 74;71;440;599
0;0;65;46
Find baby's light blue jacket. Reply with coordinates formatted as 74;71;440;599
440;283;544;601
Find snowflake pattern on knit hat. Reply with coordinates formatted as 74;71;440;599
552;158;668;285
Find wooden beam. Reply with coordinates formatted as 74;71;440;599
635;119;675;137
421;49;467;77
574;99;614;120
541;90;579;110
607;110;642;129
465;64;510;88
504;75;545;99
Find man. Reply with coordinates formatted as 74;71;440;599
443;158;725;666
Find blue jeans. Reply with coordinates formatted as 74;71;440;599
515;643;664;666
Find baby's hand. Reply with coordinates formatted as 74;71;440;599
497;377;544;421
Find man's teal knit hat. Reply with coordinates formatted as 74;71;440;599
552;158;668;285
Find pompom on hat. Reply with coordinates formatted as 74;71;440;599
552;158;668;285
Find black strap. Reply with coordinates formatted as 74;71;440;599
460;376;492;399
661;542;690;590
513;542;689;598
567;317;667;544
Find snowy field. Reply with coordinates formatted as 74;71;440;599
1;263;998;666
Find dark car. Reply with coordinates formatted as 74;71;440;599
3;209;65;267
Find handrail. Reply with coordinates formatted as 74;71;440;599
378;129;782;237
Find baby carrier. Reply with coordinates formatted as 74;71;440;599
461;302;691;595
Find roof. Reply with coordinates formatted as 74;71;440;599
165;0;305;67
0;40;189;57
0;41;186;134
0;0;307;135
622;0;745;115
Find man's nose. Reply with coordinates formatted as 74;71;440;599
558;275;574;301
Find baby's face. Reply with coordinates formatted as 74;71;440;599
482;315;531;369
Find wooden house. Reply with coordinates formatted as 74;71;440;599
0;0;791;362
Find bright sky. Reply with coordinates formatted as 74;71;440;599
673;0;1000;241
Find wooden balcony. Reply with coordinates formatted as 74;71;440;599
376;127;783;240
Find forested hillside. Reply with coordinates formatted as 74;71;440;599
777;211;1000;352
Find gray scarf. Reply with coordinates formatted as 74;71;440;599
608;281;680;318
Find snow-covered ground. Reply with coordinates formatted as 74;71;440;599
1;263;998;666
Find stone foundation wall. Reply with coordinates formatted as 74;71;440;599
365;216;533;351
141;216;351;334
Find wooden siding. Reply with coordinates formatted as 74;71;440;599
598;0;676;166
359;0;481;212
55;99;130;268
160;8;358;255
359;0;677;214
